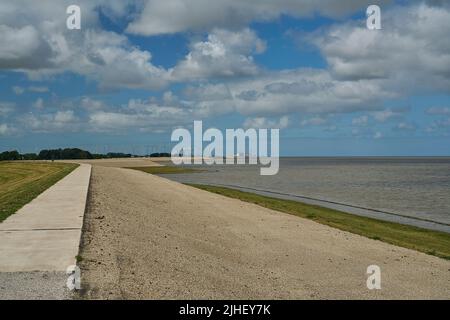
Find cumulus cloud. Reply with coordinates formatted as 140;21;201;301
88;99;192;132
171;28;265;80
4;95;195;135
172;67;393;118
1;2;269;89
1;0;448;139
0;1;168;90
195;69;391;116
314;3;450;93
74;31;169;90
0;25;54;70
20;110;80;133
126;0;391;35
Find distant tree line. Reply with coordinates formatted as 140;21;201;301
0;149;170;161
38;148;94;160
103;152;133;158
149;152;171;157
0;150;21;161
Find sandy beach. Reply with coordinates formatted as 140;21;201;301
77;163;450;299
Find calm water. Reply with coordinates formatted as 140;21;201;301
162;157;450;231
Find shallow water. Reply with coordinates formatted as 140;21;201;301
163;157;450;229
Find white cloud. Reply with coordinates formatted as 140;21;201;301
80;97;106;111
2;0;448;139
0;1;169;90
0;123;15;136
374;131;383;139
5;95;195;135
88;99;191;132
20;110;80;133
372;108;407;122
199;69;391;116
77;31;169;90
243;116;289;129
171;28;265;80
314;3;450;93
54;110;77;123
0;25;53;70
395;122;417;131
32;98;44;109
162;91;179;105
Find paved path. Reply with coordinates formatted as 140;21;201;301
79;166;450;299
0;164;91;272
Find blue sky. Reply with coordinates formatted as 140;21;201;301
1;0;449;156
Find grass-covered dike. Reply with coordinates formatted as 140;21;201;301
188;184;450;260
0;161;78;222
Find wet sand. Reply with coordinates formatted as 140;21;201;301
78;165;450;299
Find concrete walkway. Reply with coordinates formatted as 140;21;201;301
0;164;91;272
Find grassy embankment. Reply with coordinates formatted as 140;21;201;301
127;166;202;174
188;184;450;260
0;162;78;222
